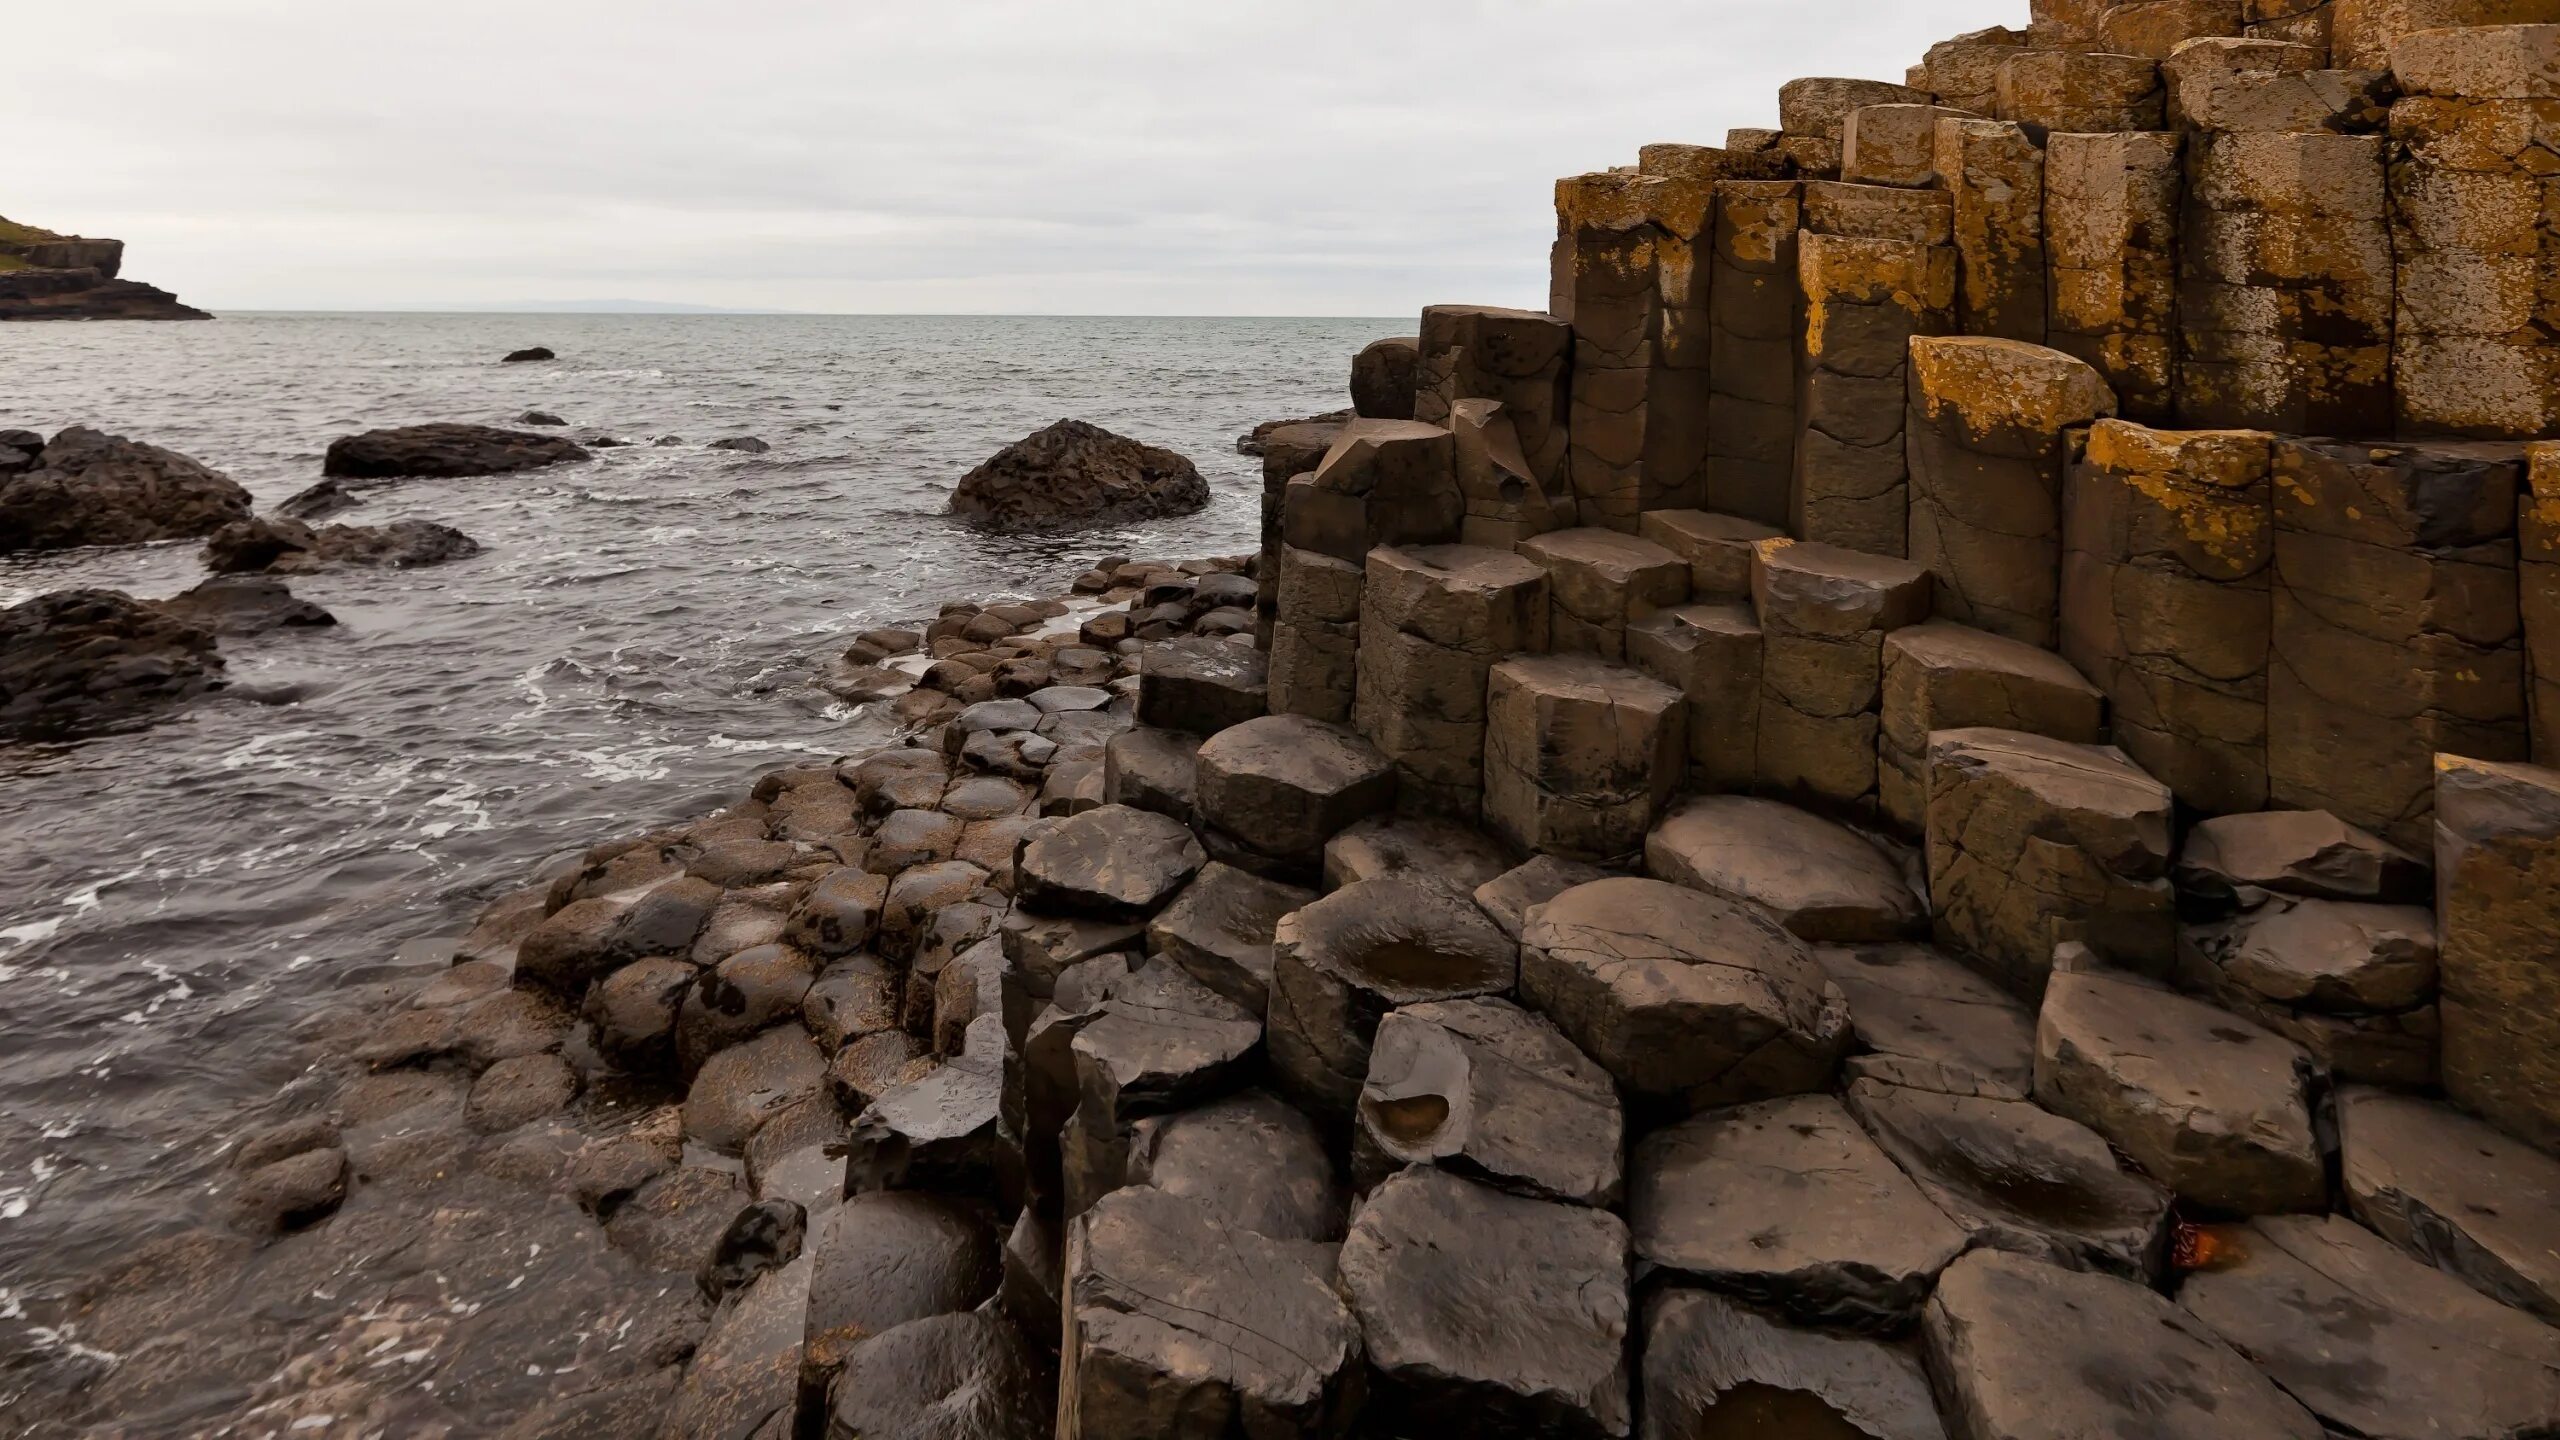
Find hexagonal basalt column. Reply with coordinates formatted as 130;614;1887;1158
1750;538;1932;814
1881;622;2105;835
1281;419;1462;567
2435;754;2560;1153
1483;654;1685;864
2268;437;2528;850
1194;714;1397;881
1266;545;1364;724
1927;728;2177;994
1628;602;1763;796
2046;131;2182;422
1517;527;1690;660
1707;180;1804;528
1936;117;2048;345
2060;419;2276;815
1414;304;1571;501
1905;336;2118;650
1793;234;1955;558
1354;544;1549;821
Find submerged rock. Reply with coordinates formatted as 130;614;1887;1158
203;514;482;573
0;426;252;552
0;588;226;739
502;346;555;362
153;576;337;637
949;419;1208;535
322;422;590;479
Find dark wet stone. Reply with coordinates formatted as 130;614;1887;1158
675;942;819;1078
1321;812;1515;893
1340;1166;1631;1438
1137;635;1270;735
823;1312;1052;1440
227;1141;349;1234
1268;873;1519;1115
607;1164;752;1274
1061;1185;1360;1437
1102;725;1202;822
153;574;336;637
0;587;225;740
843;1053;1001;1194
1640;1288;1948;1440
581;955;699;1075
1071;955;1262;1133
465;1052;581;1133
1016;804;1206;919
660;1252;810;1440
700;1198;808;1304
1924;1249;2323;1438
323;422;590;479
787;868;890;959
1631;1094;1967;1333
1355;995;1622;1207
685;1025;827;1153
1194;714;1398;873
802;1191;1001;1397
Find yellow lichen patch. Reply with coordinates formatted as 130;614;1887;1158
2084;418;2273;490
1909;336;2118;437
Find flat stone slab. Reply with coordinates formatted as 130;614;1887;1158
2034;968;2326;1216
2176;808;2426;907
2180;1214;2560;1440
1062;1185;1360;1437
2180;897;2437;1013
1813;942;2035;1096
1640;1288;1948;1440
1356;996;1625;1207
1194;713;1397;865
2339;1085;2560;1325
1473;855;1608;941
1924;1250;2324;1439
1143;860;1314;1016
822;1311;1050;1440
1844;1077;2171;1279
1631;1094;1968;1333
1137;635;1269;735
1015;804;1205;919
1646;795;1923;941
1520;877;1847;1109
1102;725;1201;822
1070;955;1263;1128
1267;873;1518;1115
1339;1166;1632;1439
1321;812;1515;893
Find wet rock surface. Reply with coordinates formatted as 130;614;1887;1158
322;422;592;479
0;425;251;551
0;586;226;739
948;419;1209;535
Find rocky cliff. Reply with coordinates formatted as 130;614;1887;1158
0;213;208;320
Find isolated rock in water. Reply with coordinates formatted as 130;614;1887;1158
0;426;252;552
0;588;226;739
274;477;364;521
709;435;771;453
502;346;555;362
203;515;482;573
518;410;567;427
1339;1166;1632;1438
949;419;1208;535
1924;1250;2325;1439
322;422;590;479
1641;1288;1949;1440
153;576;337;638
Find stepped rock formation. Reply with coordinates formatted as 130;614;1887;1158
52;5;2560;1438
0;214;207;320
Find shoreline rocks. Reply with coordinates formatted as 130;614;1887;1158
0;426;252;552
949;419;1209;535
1;588;225;739
323;422;591;480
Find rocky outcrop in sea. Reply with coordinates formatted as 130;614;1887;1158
949;419;1210;534
0;426;253;552
0;216;208;320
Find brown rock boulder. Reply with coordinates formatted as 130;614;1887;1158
322;422;590;479
0;426;251;551
948;419;1206;535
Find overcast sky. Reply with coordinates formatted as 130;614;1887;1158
6;1;1995;314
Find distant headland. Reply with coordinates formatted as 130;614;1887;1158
0;213;209;320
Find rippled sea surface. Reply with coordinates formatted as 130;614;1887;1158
0;312;1378;1389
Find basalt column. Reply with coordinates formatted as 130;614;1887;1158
1794;232;1956;557
1557;154;1736;530
1354;545;1549;822
1752;538;1934;814
1272;420;1465;724
2176;130;2393;433
1935;117;2048;344
2046;132;2183;421
2525;443;2560;764
1907;337;2119;649
2388;25;2560;438
2060;419;2277;814
1414;305;1572;514
1706;181;1805;528
2269;437;2530;850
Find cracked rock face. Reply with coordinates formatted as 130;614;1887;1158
1339;1166;1631;1439
1520;877;1848;1109
1266;874;1518;1115
1355;996;1625;1207
2033;968;2325;1216
1639;1287;1949;1440
2339;1085;2560;1325
1630;1094;1968;1333
947;419;1209;535
822;1311;1051;1440
1015;804;1207;920
1061;1185;1361;1439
